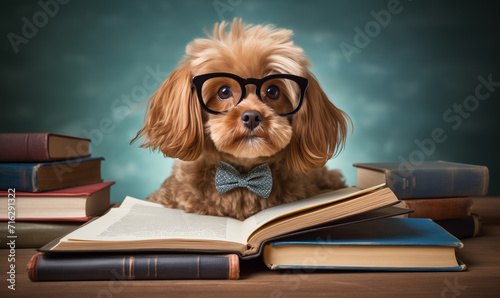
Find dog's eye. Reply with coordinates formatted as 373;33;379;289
217;85;233;101
266;85;280;101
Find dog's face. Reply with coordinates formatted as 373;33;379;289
134;20;349;172
197;72;300;159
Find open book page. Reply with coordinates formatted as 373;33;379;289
62;197;247;245
241;185;385;240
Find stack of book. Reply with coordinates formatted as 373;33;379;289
354;161;489;239
0;132;114;248
27;184;468;281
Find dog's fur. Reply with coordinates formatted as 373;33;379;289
133;19;350;220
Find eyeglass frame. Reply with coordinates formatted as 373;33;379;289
191;72;309;116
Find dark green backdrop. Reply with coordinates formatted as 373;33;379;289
2;0;499;202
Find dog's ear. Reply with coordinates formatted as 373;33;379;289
286;72;350;172
132;62;204;160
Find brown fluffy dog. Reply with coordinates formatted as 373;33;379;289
133;19;350;220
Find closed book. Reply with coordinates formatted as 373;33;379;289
27;253;240;281
354;161;489;199
397;197;473;220
435;214;482;239
263;218;465;271
0;157;104;192
0;221;82;248
0;133;90;162
0;182;114;221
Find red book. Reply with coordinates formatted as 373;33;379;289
0;132;90;162
398;197;473;220
0;182;114;221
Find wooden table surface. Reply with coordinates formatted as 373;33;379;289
1;197;499;298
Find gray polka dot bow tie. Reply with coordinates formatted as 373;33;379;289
215;161;273;198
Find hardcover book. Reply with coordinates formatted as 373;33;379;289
396;197;473;220
0;182;114;221
354;161;489;199
0;221;82;248
41;185;408;259
0;157;104;192
0;132;90;162
435;214;482;239
262;218;465;271
27;253;240;281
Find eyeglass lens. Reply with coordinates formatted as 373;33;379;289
200;77;301;114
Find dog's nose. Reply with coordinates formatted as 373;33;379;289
241;110;263;130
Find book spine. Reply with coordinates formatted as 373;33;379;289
435;214;482;239
0;164;39;192
402;197;473;220
0;133;50;162
0;222;82;248
27;253;239;281
385;167;489;199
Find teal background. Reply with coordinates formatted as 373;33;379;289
1;0;499;202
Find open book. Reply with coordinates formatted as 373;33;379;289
43;185;403;258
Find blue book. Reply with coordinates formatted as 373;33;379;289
0;157;103;192
263;218;465;271
354;161;489;198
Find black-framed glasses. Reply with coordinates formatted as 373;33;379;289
192;72;309;116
